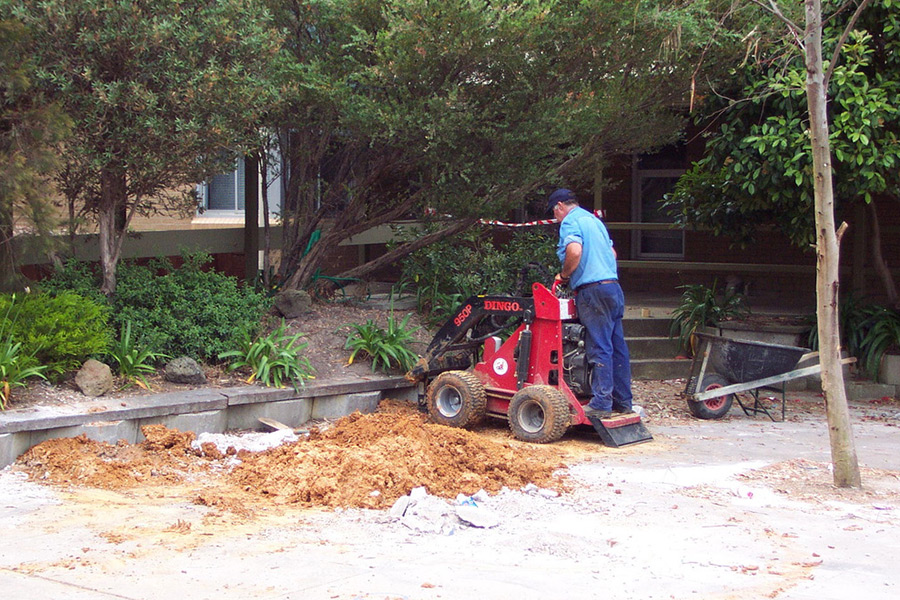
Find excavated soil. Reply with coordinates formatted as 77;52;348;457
15;401;565;511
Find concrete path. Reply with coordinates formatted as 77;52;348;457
1;408;898;600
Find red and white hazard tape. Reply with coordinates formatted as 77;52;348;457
424;208;605;227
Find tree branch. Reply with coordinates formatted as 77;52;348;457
751;0;802;34
336;218;477;282
823;0;873;88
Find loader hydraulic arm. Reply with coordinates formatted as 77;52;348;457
406;295;535;382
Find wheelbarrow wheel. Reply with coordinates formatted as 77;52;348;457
508;385;571;444
426;370;486;428
688;373;734;420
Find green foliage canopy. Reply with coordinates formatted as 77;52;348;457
0;19;70;291
3;0;284;292
665;0;900;248
267;0;740;290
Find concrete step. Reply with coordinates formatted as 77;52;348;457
845;380;898;401
624;317;671;338
628;336;683;360
631;357;692;380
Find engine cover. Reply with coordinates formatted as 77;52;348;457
562;323;591;397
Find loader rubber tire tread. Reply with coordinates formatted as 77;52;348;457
508;385;571;444
425;370;487;428
688;372;734;420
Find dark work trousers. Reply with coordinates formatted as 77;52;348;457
575;281;633;412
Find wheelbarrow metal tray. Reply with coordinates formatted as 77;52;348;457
694;332;810;383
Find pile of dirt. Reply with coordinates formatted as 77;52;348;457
15;401;566;510
231;407;564;509
16;424;207;490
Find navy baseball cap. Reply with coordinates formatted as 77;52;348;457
547;188;576;213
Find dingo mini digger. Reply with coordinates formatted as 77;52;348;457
407;282;652;447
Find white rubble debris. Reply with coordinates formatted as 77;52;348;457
389;484;551;534
192;429;298;457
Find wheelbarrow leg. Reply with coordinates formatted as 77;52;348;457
733;384;786;422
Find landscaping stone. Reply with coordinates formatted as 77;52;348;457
274;289;313;318
164;356;207;385
74;359;113;397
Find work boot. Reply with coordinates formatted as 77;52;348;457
584;407;613;419
613;407;635;415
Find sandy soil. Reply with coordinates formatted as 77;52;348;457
4;397;900;600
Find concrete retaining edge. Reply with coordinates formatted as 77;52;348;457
0;376;418;469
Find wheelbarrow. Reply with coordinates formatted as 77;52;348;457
683;332;854;421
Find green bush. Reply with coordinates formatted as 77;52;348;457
0;292;111;373
219;320;314;389
108;321;169;389
343;311;420;373
859;306;900;378
41;252;271;362
805;291;877;359
1;297;50;409
399;228;557;326
669;281;749;353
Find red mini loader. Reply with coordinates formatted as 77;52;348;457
407;282;652;447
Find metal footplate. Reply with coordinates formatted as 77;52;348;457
587;413;653;448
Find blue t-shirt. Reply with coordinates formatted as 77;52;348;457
556;206;617;289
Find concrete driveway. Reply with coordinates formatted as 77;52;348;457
1;406;898;600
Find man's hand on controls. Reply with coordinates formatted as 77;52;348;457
554;272;570;286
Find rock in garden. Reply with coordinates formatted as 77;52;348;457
274;289;313;318
75;359;114;397
165;356;207;385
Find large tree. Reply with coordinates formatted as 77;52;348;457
5;0;283;294
667;0;899;305
267;0;740;292
0;19;70;292
668;0;876;487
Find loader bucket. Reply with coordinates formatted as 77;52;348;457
587;413;653;448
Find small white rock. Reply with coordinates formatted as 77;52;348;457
457;504;499;528
389;495;411;518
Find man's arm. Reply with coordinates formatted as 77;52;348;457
555;242;582;283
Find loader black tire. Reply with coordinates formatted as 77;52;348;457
508;385;571;444
426;370;487;428
688;373;734;420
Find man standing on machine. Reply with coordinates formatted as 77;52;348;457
548;188;634;419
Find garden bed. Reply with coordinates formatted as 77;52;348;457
8;300;435;412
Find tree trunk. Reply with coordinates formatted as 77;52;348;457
0;201;23;293
259;148;272;289
805;0;860;488
243;152;260;286
98;167;126;296
337;219;477;283
868;201;898;308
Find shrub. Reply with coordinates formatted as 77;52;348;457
108;321;169;389
399;228;557;326
669;281;749;353
343;311;420;373
0;291;111;373
42;253;271;362
219;320;314;389
859;306;900;378
805;291;875;360
0;297;49;409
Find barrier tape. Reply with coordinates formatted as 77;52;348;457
424;208;606;228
